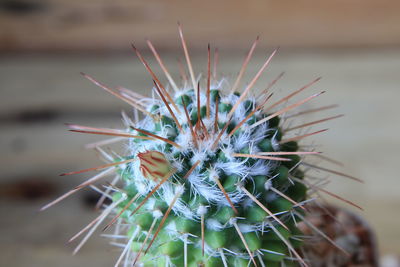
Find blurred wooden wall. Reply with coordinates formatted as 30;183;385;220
2;1;400;265
1;0;400;52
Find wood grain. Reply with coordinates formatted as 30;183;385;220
1;0;400;52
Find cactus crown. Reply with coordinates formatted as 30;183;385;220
116;82;309;267
44;25;359;267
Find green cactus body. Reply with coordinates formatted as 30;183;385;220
43;26;357;267
102;84;310;267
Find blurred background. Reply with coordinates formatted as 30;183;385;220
1;0;400;266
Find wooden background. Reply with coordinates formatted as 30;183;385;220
1;0;400;52
1;1;400;266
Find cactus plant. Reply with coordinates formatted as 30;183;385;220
42;25;361;267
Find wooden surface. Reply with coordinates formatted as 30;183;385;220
1;47;400;266
1;0;400;52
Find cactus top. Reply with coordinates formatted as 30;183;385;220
110;81;310;266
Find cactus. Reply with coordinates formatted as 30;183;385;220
42;25;361;267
